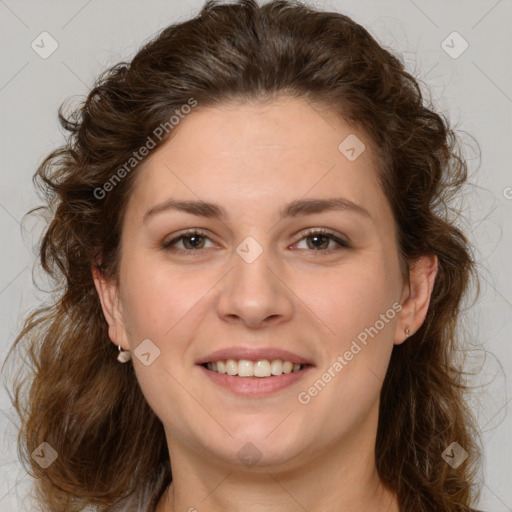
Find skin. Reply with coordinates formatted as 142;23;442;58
94;96;437;512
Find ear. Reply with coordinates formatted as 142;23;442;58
92;264;130;350
395;253;438;345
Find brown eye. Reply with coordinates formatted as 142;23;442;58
162;230;214;252
180;234;206;250
295;230;349;252
305;233;330;250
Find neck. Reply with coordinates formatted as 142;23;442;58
157;466;398;512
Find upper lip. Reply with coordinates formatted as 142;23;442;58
196;347;314;366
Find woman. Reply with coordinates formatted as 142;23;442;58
5;0;483;510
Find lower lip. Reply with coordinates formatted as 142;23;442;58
198;365;313;396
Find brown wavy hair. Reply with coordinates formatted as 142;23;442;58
3;0;482;510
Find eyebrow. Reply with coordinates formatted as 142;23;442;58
143;197;371;224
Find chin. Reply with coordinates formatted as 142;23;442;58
200;420;312;468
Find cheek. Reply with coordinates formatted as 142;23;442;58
118;256;196;344
295;263;400;439
301;258;399;347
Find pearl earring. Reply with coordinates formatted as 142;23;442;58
405;328;411;337
117;345;132;363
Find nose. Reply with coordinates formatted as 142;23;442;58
216;242;294;329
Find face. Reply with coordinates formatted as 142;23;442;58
95;96;431;472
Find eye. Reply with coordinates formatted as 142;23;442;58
161;228;349;255
161;229;215;253
294;229;349;252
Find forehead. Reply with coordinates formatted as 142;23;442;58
124;96;389;225
162;96;372;166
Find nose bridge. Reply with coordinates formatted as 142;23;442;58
216;234;294;327
233;236;275;291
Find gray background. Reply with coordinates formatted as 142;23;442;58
1;0;511;510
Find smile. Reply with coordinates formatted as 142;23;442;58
203;359;304;377
198;360;313;396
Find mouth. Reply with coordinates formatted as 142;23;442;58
201;359;309;377
196;348;314;396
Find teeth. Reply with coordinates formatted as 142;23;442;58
282;361;293;374
226;359;237;376
270;360;282;375
238;360;253;377
253;360;271;377
205;359;304;377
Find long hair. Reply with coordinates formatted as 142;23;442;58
4;1;481;510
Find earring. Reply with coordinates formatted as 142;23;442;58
405;328;411;337
117;345;132;363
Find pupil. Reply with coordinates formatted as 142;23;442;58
186;235;203;249
309;235;327;250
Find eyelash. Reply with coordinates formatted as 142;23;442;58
161;228;349;255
